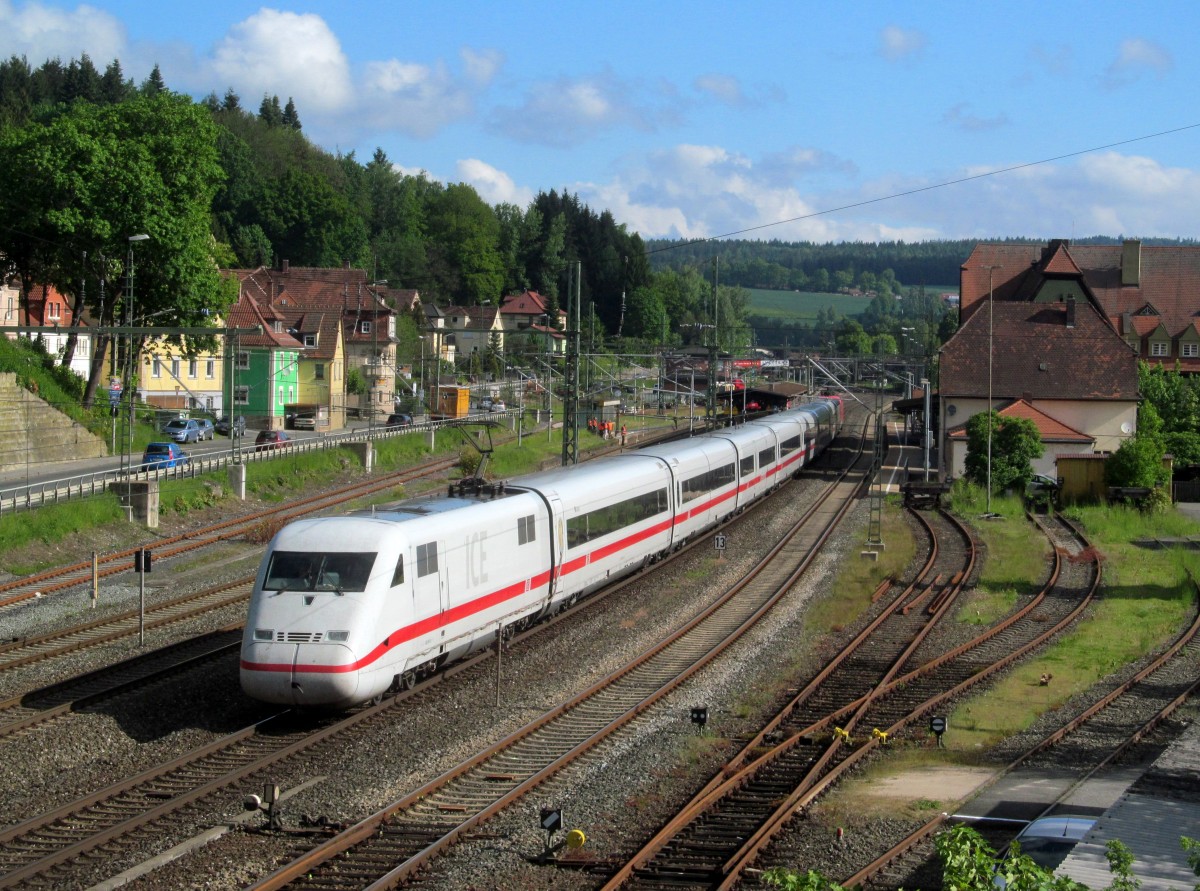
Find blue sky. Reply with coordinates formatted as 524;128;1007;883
3;0;1198;243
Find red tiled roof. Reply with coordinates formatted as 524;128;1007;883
940;299;1138;401
947;398;1094;442
960;240;1200;344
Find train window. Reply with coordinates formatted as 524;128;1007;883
680;463;736;503
759;446;776;467
416;542;439;577
780;434;802;456
740;455;755;476
262;551;376;592
391;556;404;587
566;488;668;548
518;514;536;545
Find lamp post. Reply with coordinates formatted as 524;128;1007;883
123;233;149;477
983;265;1001;514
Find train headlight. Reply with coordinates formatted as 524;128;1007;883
254;629;274;641
327;630;349;642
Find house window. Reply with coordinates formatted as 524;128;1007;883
152;358;161;378
304;334;317;348
171;358;180;378
1183;343;1199;358
314;363;325;380
360;321;372;334
1151;341;1169;357
237;351;250;370
272;320;283;333
234;385;249;405
206;359;215;378
48;301;61;320
188;359;198;378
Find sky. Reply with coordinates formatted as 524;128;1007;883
2;0;1199;244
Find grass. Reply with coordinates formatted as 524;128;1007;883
744;288;872;322
802;500;916;636
942;492;1199;753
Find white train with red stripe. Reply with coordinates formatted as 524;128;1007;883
240;395;843;707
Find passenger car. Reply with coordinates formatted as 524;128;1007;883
215;415;245;437
196;419;215;440
255;430;290;451
479;398;493;411
142;442;189;469
292;414;316;430
385;413;413;428
489;400;506;413
164;418;205;443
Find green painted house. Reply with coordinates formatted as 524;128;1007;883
226;290;302;430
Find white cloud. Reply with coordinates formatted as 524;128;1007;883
488;70;683;146
457;158;533;207
209;10;353;112
0;0;126;68
573;143;919;242
1103;37;1172;89
878;25;926;62
942;103;1010;133
460;47;503;85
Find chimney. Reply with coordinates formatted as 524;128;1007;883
1065;296;1076;328
281;259;289;273
1121;239;1141;286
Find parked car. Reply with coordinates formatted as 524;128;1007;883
196;419;215;441
489;400;507;413
479;398;493;411
1007;814;1096;871
385;412;413;428
164;418;205;443
292;414;316;430
142;442;189;469
215;415;245;437
1026;473;1061;495
255;430;290;452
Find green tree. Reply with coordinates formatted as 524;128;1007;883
964;411;1043;494
0;93;230;404
425;183;503;304
1105;435;1168;489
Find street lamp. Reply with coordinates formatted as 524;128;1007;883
123;233;149;477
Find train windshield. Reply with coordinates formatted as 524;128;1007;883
262;551;377;593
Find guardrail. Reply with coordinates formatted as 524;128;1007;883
0;414;506;517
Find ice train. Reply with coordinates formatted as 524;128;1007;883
240;395;844;708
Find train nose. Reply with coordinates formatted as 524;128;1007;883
241;642;361;708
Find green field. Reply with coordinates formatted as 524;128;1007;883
744;286;959;321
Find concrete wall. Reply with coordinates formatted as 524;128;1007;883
0;372;107;472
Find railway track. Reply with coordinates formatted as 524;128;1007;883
846;567;1200;888
595;512;1102;890
226;419;878;891
0;419;875;891
0;625;243;742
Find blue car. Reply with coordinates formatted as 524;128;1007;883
142;442;190;469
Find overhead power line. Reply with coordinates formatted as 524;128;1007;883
647;122;1200;255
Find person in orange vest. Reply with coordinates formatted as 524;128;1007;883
620;424;627;446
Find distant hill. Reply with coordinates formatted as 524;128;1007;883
647;236;1200;295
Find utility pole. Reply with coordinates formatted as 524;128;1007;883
983;265;1001;515
561;261;581;466
707;256;719;427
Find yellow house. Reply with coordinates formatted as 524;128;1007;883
279;307;347;430
138;336;225;414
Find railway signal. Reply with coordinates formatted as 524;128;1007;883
930;715;947;747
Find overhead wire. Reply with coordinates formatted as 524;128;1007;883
645;122;1200;255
